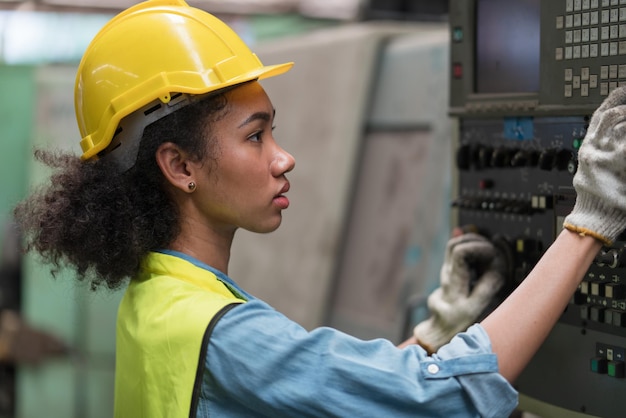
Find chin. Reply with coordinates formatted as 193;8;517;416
247;218;282;234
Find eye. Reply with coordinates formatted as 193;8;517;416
248;126;276;143
248;131;263;143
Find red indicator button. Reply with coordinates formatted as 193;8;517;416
453;63;463;79
479;179;494;189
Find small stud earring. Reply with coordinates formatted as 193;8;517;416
188;181;196;192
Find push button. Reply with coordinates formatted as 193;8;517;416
571;291;586;305
581;305;590;320
453;63;463;79
612;311;626;327
590;305;605;322
590;282;604;296
608;360;625;378
580;281;590;295
452;27;463;42
591;357;608;373
605;283;625;299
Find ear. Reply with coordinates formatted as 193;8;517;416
155;142;198;193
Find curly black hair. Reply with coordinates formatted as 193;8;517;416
14;92;229;290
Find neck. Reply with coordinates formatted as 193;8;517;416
168;221;235;275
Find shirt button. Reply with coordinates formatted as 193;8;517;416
427;364;440;374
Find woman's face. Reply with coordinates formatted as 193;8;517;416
192;81;295;234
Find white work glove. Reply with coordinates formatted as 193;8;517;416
564;87;626;245
413;233;506;354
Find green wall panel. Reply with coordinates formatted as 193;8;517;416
11;65;121;418
0;66;35;228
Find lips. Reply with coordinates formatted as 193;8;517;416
278;182;290;195
273;181;290;209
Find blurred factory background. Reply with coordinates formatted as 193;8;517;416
0;0;452;416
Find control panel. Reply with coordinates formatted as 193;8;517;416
449;0;626;414
455;117;626;417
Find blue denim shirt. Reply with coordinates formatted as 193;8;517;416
164;251;518;417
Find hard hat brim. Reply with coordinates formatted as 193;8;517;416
245;61;294;83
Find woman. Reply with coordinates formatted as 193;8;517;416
14;0;626;416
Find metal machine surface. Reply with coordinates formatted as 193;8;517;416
450;0;626;416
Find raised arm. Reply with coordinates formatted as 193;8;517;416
481;230;600;382
486;86;626;382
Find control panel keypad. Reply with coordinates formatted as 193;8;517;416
575;244;626;335
558;0;626;97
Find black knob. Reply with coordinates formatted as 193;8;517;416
456;144;472;170
555;149;574;171
510;150;528;167
491;147;513;167
595;249;622;268
477;146;494;169
538;149;556;170
567;157;578;175
511;149;540;167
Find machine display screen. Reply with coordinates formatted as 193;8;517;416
475;0;541;94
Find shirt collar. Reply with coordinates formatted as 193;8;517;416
155;249;255;301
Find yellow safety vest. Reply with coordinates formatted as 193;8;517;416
114;251;244;418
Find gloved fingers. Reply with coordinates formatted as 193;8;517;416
419;294;483;351
466;269;505;304
465;242;507;303
442;233;491;283
430;267;504;317
486;243;508;276
416;230;511;353
595;86;626;113
413;317;441;354
586;87;626;141
427;291;473;321
444;232;489;259
451;238;499;270
442;236;499;290
426;287;446;312
586;105;626;146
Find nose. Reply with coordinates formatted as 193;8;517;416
271;145;296;177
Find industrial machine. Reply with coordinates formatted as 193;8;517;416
450;0;626;416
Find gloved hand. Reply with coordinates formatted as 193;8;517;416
413;233;506;354
564;87;626;245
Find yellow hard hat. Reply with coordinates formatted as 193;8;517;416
75;0;293;162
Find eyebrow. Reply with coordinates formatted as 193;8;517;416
237;108;276;128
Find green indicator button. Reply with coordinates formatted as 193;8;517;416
608;361;625;378
452;27;463;42
591;357;608;373
573;138;583;149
